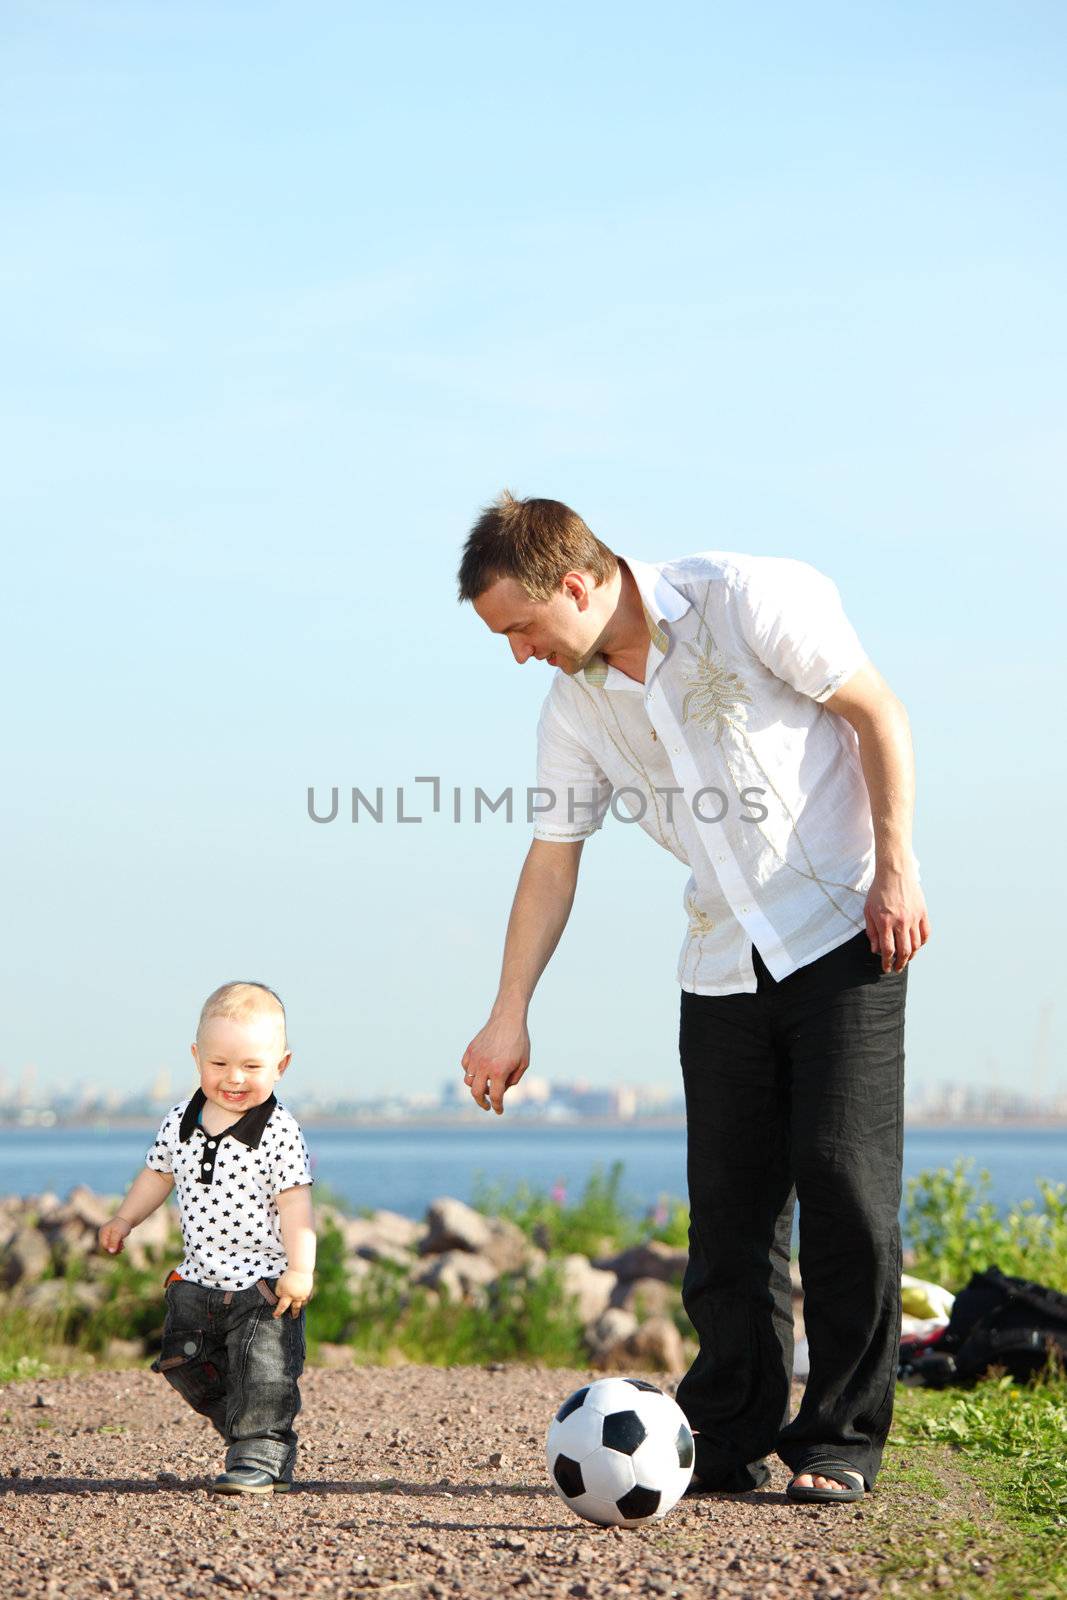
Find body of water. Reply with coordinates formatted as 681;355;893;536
0;1123;1062;1220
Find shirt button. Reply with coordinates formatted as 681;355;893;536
739;904;750;913
203;1162;211;1171
183;1340;197;1355
207;1141;216;1149
718;854;727;864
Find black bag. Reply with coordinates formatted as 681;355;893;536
904;1266;1067;1387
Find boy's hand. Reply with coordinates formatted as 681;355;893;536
99;1217;133;1255
273;1269;313;1318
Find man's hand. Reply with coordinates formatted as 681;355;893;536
273;1269;314;1318
459;839;581;1115
461;1012;530;1115
98;1216;133;1255
865;862;930;973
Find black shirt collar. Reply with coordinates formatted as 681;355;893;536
178;1087;277;1150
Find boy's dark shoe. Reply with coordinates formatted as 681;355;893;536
212;1467;282;1495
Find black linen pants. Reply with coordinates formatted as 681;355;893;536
674;929;907;1491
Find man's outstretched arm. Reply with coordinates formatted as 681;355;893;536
823;661;930;972
461;837;584;1114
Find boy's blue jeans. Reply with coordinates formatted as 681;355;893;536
151;1275;305;1481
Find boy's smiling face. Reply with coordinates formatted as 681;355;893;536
191;1014;291;1116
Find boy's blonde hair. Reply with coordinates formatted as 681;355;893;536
197;982;288;1048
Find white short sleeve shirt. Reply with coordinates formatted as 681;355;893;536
145;1089;313;1290
533;551;895;995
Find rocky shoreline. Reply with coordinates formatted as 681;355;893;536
0;1186;806;1371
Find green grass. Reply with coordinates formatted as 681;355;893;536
472;1160;690;1255
870;1368;1067;1599
898;1367;1067;1527
903;1160;1067;1291
0;1305;88;1383
318;1268;589;1367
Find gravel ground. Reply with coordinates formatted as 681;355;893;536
0;1366;946;1600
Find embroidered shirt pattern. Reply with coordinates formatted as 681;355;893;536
531;550;894;995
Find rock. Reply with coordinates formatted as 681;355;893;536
130;1204;177;1254
18;1279;104;1316
588;1307;639;1352
349;1234;417;1270
413;1249;499;1302
592;1314;686;1374
345;1257;372;1292
0;1198;24;1251
369;1209;424;1250
62;1186;113;1229
43;1216;97;1267
625;1316;686;1371
519;1245;548;1278
340;1214;422;1267
44;1187;148;1269
559;1255;616;1324
593;1240;688;1284
1;1225;52;1287
420;1197;529;1274
421;1197;493;1254
482;1223;533;1275
609;1276;677;1319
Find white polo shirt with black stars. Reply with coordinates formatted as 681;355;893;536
145;1088;314;1290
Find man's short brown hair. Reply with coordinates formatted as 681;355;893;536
457;491;618;603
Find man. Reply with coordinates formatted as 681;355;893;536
457;492;929;1504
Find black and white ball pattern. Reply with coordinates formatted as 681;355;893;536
545;1377;695;1526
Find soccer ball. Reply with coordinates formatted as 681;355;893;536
545;1377;695;1527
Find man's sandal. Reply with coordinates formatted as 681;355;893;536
786;1462;866;1503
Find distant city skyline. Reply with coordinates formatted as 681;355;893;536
3;1067;1065;1131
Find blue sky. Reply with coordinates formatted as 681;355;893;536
2;2;1064;1105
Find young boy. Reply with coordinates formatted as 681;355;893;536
99;981;315;1495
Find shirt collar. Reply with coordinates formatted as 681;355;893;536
178;1086;277;1150
582;556;690;686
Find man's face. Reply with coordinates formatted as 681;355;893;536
191;1015;290;1116
472;575;604;676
